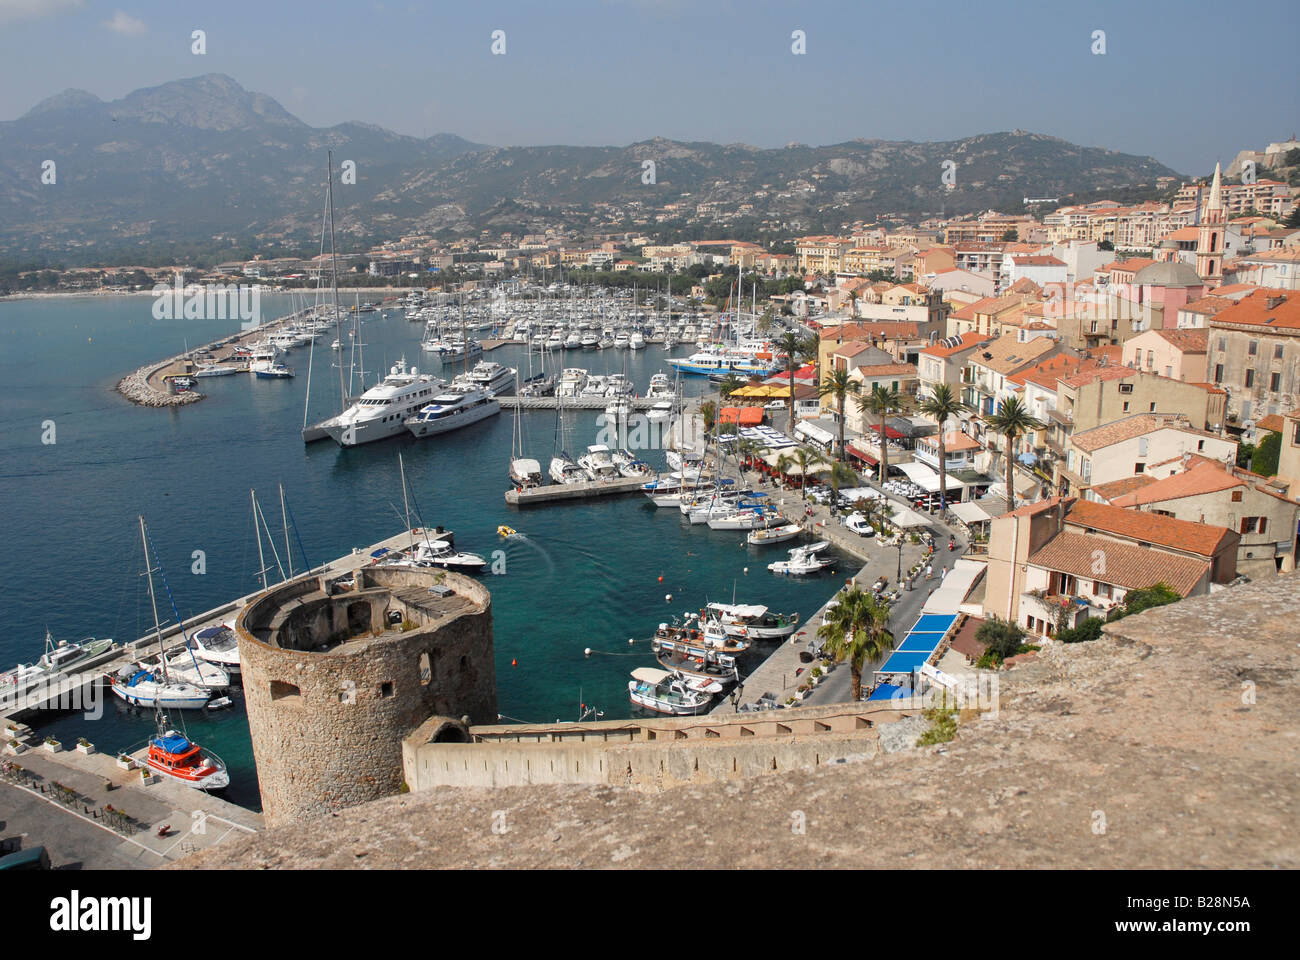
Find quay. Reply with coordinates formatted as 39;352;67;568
499;396;662;410
0;526;452;723
505;475;650;506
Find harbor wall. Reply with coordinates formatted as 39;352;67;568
403;702;914;793
238;569;495;827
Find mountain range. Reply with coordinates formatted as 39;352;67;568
0;74;1185;263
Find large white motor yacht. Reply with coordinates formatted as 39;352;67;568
405;386;501;438
319;358;443;447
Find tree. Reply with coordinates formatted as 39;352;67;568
1057;617;1104;643
1098;239;1115;251
700;400;718;435
773;331;818;434
1108;583;1181;621
776;446;826;499
1251;431;1281;477
856;383;901;484
1001;228;1019;242
975;616;1026;664
717;373;744;401
816;586;895;701
817;367;860;460
984;396;1045;512
827;460;858;512
918;384;969;511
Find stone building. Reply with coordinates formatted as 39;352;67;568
1206;288;1300;424
235;565;495;827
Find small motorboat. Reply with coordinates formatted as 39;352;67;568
206;696;233;711
497;525;518;538
768;541;833;576
628;667;716;715
747;520;802;546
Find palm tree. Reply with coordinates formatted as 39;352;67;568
816;586;895;701
817;367;860;460
856;383;901;485
828;460;857;513
985;395;1045;512
773;330;804;434
718;373;744;401
775;446;825;499
917;384;969;512
700;399;718;435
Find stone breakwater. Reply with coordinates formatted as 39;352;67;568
117;355;202;407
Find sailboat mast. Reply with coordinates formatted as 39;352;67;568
400;452;413;551
327;151;346;412
139;515;168;678
253;489;268;591
279;483;293;578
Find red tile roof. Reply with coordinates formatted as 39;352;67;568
1027;531;1210;596
1064;499;1234;558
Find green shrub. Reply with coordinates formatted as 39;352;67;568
1108;583;1181;621
1058;617;1105;643
976;616;1026;662
1251;432;1280;478
916;697;958;746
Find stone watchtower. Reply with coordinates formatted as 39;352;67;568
235;565;495;827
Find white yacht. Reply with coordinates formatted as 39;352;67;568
768;541;833;576
556;368;588;398
404;539;487;572
460;361;517;396
405;386;501;438
629;330;646;350
646;400;674;423
549;451;587;485
577;444;618;481
318;359;444;447
188;623;241;675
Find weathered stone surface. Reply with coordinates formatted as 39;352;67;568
177;573;1299;869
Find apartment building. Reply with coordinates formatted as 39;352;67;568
1122;328;1209;381
1206;288;1300;422
1060;413;1236;493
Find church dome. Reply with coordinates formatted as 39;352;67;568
1133;260;1203;288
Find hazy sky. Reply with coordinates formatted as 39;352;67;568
2;0;1296;176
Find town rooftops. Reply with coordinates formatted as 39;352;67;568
1070;413;1209;453
1109;459;1245;507
919;332;987;358
821;321;924;341
1089;475;1160;502
1009;255;1066;266
969;334;1058;374
1149;329;1209;352
1207;288;1300;330
1064;498;1234;559
1027;531;1210;597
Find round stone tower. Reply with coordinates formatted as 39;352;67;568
235;565;495;827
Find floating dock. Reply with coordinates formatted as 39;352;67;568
498;396;663;410
505;476;650;506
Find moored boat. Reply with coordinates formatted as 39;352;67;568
628;667;716;715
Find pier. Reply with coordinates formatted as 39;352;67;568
499;396;663;410
505;476;650;506
0;526;452;723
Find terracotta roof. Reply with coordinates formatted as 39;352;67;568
1178;295;1236;317
1009;255;1066;266
849;363;919;380
939;431;981;452
1070;414;1200;453
1254;413;1285;434
1151;329;1209;352
969;333;1058;375
1110;459;1245;507
1027;530;1210;597
1089;475;1160;502
1207;288;1300;330
1057;364;1134;389
832;341;873;358
821;321;923;341
1009;354;1099;389
1064;499;1234;559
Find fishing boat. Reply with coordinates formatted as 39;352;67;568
747;520;803;546
648;637;740;682
705;603;800;640
768;541;833;575
653;618;749;655
143;724;230;791
628;667;716;715
187;623;241;675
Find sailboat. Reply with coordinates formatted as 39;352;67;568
548;390;586;484
110;518;212;710
509;370;543;488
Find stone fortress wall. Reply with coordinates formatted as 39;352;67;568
236;565;494;827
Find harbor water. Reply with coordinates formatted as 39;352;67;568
0;294;853;810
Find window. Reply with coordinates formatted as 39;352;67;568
380;681;394;698
270;680;301;702
1134;463;1145;474
1244;369;1255;389
1232;490;1243;502
1122;402;1131;412
1149;402;1157;412
1214;363;1224;383
1164;366;1172;378
1248;340;1258;356
1118;383;1133;394
1240;517;1259;535
1293;422;1300;446
1137;437;1149;456
1271;372;1281;392
1217;338;1227;352
1198;440;1205;451
1275;344;1285;360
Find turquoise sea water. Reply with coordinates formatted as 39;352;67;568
0;295;852;809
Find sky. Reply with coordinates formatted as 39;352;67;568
1;0;1297;177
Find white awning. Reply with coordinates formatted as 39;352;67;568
889;506;932;528
794;419;836;446
630;667;671;684
948;501;992;524
894;461;967;494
